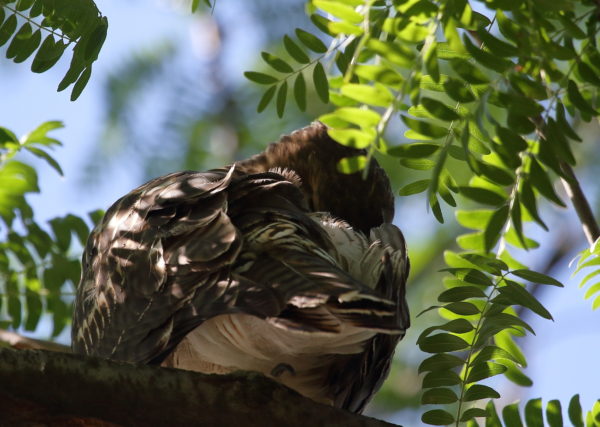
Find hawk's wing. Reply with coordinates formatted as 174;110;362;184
72;166;405;368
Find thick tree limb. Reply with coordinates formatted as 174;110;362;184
559;160;600;245
0;348;397;427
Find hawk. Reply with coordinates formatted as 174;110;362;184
72;122;410;413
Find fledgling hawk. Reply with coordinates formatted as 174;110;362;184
72;122;410;413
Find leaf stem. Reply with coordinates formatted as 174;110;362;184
2;4;75;44
454;275;504;426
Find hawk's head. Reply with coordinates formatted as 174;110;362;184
237;122;394;234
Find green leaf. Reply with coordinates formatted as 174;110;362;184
496;126;527;153
310;13;335;37
313;61;329;103
586;283;600;300
545;118;575;166
421;388;458;404
577;61;600;87
520;182;548;230
490;311;535;335
525;398;543;427
257;85;277;113
478;161;515;186
460;408;488;422
509;74;548;100
555;102;582;142
70;65;92;101
442;267;494;287
422;409;455;426
444;78;475;102
498;280;553;319
486;400;502;427
424;42;440;83
388;143;440;158
421;97;461;121
460;253;508;275
276;81;287;118
450;58;489;84
313;0;363;24
337;155;367;174
24;288;42;331
579;269;600;289
419;353;465;374
327;107;381;128
503;402;524;427
558;14;586;39
191;0;201;12
456;210;493;230
546;399;563;427
484;205;509;252
328;20;363;36
0;14;18;48
463;33;513;73
13;28;42;63
83;19;108;62
476;28;518;57
422;370;462;388
443;301;480;315
419;319;474;344
401;116;448;138
342;83;392;107
511;269;563;287
429;192;444;223
529;158;566;207
438;286;486;302
293;73;306;111
328;128;374;149
419;333;470;353
31;35;66;73
89;209;105;226
459;186;506;206
464;384;500;401
0;126;19;143
244;71;279;85
494;331;527;366
58;62;84;94
23;120;64;145
568;394;584;427
567;79;597;115
399;179;430;196
466;362;507;383
400;158;435;170
295;28;327;53
283;35;310;64
261;52;294;73
25;147;64;176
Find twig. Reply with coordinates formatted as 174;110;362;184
559;160;600;245
0;329;70;353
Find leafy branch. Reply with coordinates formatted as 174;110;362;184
0;0;108;100
244;0;600;424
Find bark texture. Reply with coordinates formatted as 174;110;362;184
0;348;397;427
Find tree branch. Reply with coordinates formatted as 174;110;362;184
559;160;600;245
0;328;70;352
0;348;398;427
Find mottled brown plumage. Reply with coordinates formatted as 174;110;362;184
72;122;409;413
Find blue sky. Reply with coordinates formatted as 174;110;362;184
1;1;599;424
